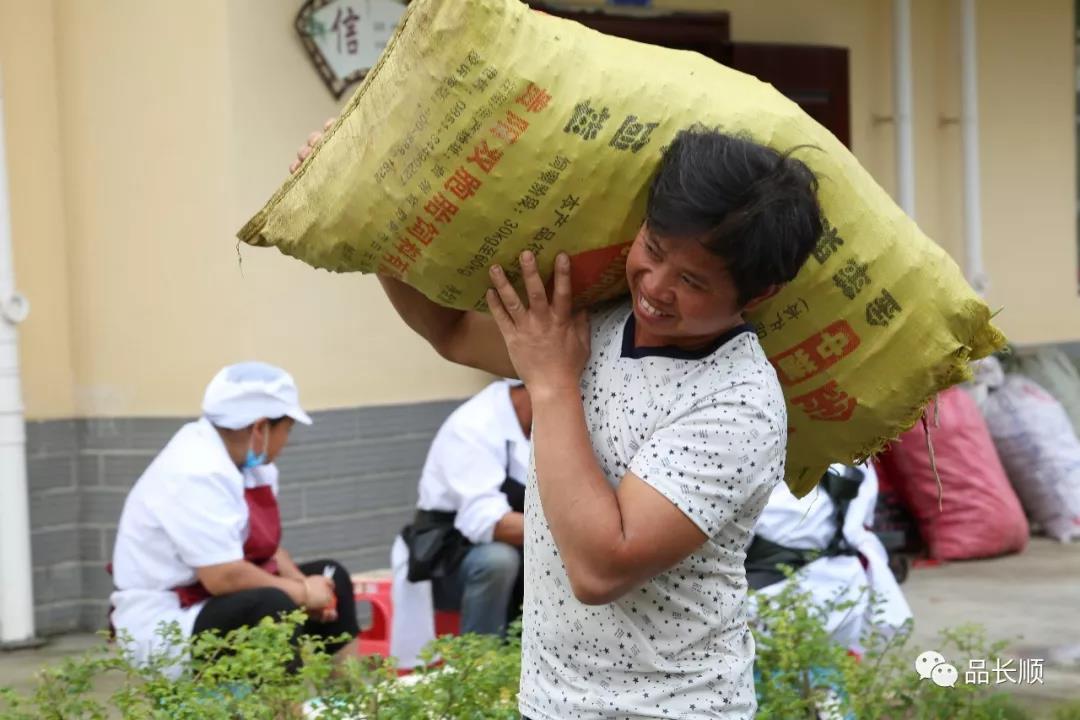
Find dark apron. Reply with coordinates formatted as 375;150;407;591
173;484;283;608
744;465;865;590
401;440;525;583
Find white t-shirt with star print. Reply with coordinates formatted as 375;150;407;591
518;301;787;720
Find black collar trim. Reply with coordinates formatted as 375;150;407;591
620;312;754;360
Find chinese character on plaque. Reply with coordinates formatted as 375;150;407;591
296;0;408;99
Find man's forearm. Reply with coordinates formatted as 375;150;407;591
198;560;306;605
531;386;627;601
378;276;464;351
492;511;525;547
378;276;517;377
274;548;305;581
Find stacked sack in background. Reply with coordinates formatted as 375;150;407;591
875;387;1028;562
876;347;1080;560
981;351;1080;543
1011;348;1080;438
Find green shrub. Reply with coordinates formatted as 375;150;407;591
751;576;1034;720
0;613;343;720
0;612;520;720
1053;700;1080;720
0;586;1056;719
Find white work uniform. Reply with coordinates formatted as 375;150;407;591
750;463;912;651
520;302;786;720
390;381;530;667
110;417;278;670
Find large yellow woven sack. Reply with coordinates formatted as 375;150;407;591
239;0;1005;495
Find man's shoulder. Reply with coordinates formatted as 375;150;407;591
682;338;786;429
137;434;243;505
707;326;765;363
707;332;782;394
586;299;631;336
167;423;239;472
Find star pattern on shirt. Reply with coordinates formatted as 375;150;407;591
519;302;785;720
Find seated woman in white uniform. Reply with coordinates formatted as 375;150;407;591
109;362;359;670
746;463;912;652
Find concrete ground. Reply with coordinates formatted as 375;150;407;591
902;537;1080;717
2;538;1078;717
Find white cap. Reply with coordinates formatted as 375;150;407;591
202;362;313;430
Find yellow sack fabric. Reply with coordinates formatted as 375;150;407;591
239;0;1005;496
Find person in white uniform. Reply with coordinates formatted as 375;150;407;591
747;463;912;652
110;362;359;671
390;380;530;667
294;126;823;718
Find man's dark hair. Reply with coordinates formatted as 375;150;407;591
645;127;823;306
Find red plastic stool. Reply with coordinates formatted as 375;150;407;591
351;571;462;661
352;571;394;659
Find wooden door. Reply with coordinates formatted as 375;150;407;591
727;42;851;148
